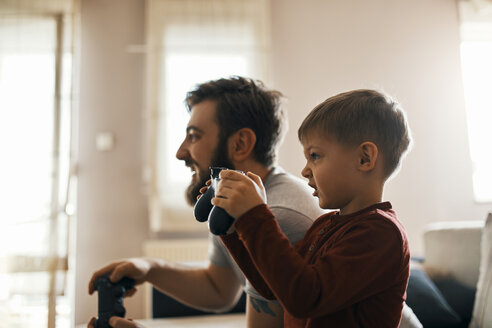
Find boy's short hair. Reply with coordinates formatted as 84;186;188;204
185;76;286;167
298;89;411;178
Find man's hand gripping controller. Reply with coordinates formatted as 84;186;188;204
93;274;135;328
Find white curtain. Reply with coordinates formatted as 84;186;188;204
0;0;77;327
458;0;492;202
145;0;272;232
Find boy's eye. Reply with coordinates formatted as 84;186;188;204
309;153;320;160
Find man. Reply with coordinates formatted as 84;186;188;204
88;76;324;328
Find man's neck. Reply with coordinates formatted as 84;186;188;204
235;161;273;182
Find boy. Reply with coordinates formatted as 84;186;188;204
211;89;412;327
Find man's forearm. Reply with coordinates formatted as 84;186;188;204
144;258;242;312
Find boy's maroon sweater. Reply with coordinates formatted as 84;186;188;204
221;202;410;328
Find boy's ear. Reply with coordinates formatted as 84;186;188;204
357;142;378;172
228;128;257;162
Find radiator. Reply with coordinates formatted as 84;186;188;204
141;238;209;318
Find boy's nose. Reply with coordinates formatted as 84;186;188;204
301;165;311;179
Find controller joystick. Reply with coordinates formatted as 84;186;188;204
93;274;135;328
193;167;238;236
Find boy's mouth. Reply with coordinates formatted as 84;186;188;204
308;183;318;197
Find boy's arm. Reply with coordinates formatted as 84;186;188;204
227;204;408;318
220;231;276;300
214;170;408;317
220;206;314;302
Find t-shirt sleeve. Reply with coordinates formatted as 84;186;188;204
208;233;233;267
269;206;313;246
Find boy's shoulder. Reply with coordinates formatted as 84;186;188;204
310;202;407;241
370;204;407;240
343;203;408;248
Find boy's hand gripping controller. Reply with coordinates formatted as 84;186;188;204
193;167;237;235
93;274;135;328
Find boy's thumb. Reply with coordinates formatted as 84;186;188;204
247;171;262;186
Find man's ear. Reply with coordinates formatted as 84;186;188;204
357;142;378;172
228;128;257;162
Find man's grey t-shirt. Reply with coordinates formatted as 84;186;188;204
208;166;326;301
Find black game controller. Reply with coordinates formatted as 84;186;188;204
194;167;237;235
93;274;135;328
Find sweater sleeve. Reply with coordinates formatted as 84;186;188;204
229;204;408;318
221;231;276;300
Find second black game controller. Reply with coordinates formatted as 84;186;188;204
193;167;238;235
93;274;135;328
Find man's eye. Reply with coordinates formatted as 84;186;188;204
310;153;320;160
187;133;198;142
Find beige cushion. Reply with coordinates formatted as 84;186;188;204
470;213;492;328
423;220;484;288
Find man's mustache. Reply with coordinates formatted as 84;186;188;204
185;160;197;168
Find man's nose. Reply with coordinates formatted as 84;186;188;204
176;141;188;160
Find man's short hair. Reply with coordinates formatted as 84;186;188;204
185;76;285;167
298;89;411;178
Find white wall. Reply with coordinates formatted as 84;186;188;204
74;0;148;324
271;0;492;256
73;0;492;324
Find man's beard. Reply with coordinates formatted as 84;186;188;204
185;137;235;206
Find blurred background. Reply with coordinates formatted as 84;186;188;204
1;0;491;326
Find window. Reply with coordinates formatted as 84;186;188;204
0;3;76;327
159;37;251;209
459;1;492;202
460;42;492;202
146;0;271;231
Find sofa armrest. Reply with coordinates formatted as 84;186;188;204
422;221;483;288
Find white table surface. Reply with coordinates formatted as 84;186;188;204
76;313;246;328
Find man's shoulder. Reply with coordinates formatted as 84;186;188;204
264;167;325;220
264;167;309;201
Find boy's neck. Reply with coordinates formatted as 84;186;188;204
339;183;384;216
